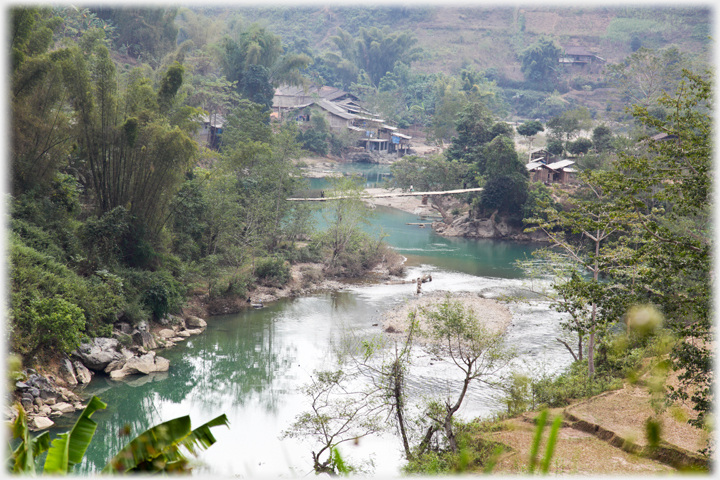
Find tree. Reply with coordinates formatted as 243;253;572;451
416;296;514;453
326;26;423;87
546;139;564;156
519;37;562;85
567;137;593;156
591;70;712;429
591;125;613;153
11;7;74;196
524;175;633;377
387;155;468;224
321;175;374;268
605;46;688;109
281;370;384;475
94;7;178;64
517;120;544;148
222;23;310;108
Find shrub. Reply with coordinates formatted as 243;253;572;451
255;257;291;287
141;271;184;319
10;236;123;354
301;267;323;287
20;297;86;355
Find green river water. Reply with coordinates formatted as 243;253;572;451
45;166;570;477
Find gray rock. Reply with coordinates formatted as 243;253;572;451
104;357;127;374
137;321;149;332
185;329;203;336
132;330;157;350
15;381;29;390
73;403;84;411
117;322;133;334
121;348;135;360
44;397;56;406
176;330;191;338
170;337;185;342
22;393;34;402
74;338;123;371
185;316;207;329
34;397;44;407
28;416;54;431
158;315;170;326
39;405;52;416
21;398;33;411
51;402;75;414
28;387;40;397
39;388;57;401
158;329;176;339
73;361;93;384
59;358;78;387
109;352;170;379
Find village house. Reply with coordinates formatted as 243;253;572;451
272;84;412;156
559;46;606;74
197;113;225;150
527;147;552;164
526;159;577;184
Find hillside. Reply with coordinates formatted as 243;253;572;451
203;5;711;77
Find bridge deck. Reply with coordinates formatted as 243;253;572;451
287;187;483;201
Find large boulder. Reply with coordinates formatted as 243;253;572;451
132;330;157;350
185;316;207;329
59;358;78;387
158;329;176;339
109;352;170;380
73;338;124;371
51;402;75;414
73;361;93;384
28;416;54;431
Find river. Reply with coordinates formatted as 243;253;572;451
49;167;571;477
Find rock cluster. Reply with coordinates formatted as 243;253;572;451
13;372;86;431
432;215;548;241
10;314;209;431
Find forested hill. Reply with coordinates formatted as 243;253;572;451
190;5;711;77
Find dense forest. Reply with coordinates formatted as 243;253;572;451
7;4;713;475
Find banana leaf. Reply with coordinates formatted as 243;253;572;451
10;406;51;474
102;413;229;474
43;396;107;475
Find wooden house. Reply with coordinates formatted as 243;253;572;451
559;46;606;74
527;159;577;184
198;113;225;149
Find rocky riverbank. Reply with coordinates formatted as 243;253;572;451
432;214;549;242
7;314;210;430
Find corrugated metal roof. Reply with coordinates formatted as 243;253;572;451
317;99;356;120
563;46;592;56
526;162;544;170
393;133;412;140
381;124;398;130
546;160;576;170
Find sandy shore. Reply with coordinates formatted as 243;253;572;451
363;187;439;216
381;291;512;343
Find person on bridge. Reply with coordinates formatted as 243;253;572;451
410;185;414;193
320;190;324;198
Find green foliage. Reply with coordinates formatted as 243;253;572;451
96;7;179;64
9;407;51;474
522;182;558;220
546;139;564;156
141;270;184;320
25;296;86;354
328;26;422;86
10;396;228;475
254;257;291;287
480;174;528;216
519;37;562;86
43;396;107;474
10;236;122;355
604;47;689;108
516;120;544;138
566;137;593;156
591;125;613;153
